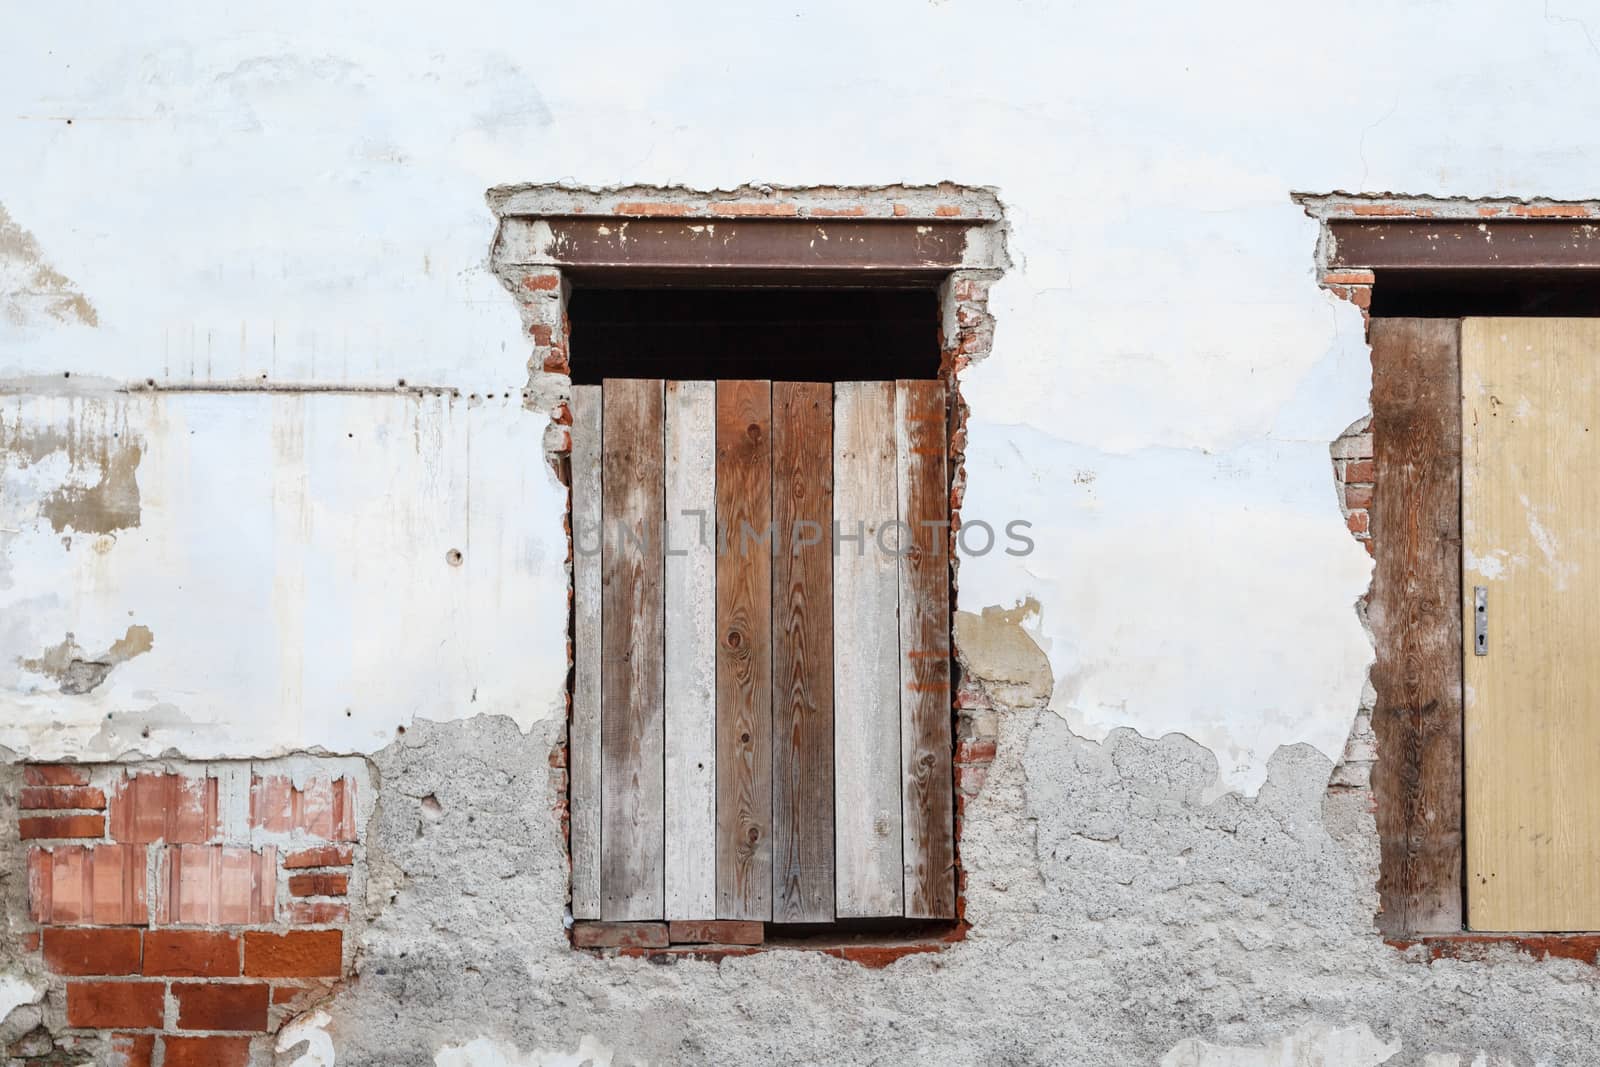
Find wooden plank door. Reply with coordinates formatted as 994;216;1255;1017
1463;318;1600;931
833;380;905;918
896;380;955;919
716;381;773;919
569;385;605;920
772;382;835;922
599;378;667;920
664;381;717;919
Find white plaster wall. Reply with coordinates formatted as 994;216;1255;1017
4;0;1598;786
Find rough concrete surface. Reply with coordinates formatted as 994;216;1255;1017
301;713;1600;1067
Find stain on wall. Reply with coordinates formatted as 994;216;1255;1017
0;203;97;329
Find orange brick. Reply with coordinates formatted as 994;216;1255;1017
287;901;350;925
244;930;343;977
573;922;668;949
21;814;104;839
25;764;90;786
933;204;963;217
1347;511;1370;535
109;1032;155;1067
1344;459;1376;483
288;872;349;897
144;931;240;977
809;205;867;217
43;928;142;975
161;1035;253;1067
66;980;164;1028
1510;203;1592;218
612;201;696;216
107;773;218;844
1345;485;1374;509
21;786;106;810
522;272;561;291
162;845;276;926
284;844;353;869
173;981;269;1031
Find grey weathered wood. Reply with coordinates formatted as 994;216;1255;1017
772;381;835;922
599;378;665;920
1368;318;1463;935
569;385;603;920
833;380;904;918
716;380;773;919
896;380;955;919
664;380;717;920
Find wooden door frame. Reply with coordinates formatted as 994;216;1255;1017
1311;199;1600;951
488;185;1010;954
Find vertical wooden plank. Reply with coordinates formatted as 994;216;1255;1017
772;381;835;923
833;380;904;918
896;380;955;919
568;385;603;920
1462;318;1600;931
664;380;717;920
599;378;665;920
1368;318;1463;935
716;380;773;920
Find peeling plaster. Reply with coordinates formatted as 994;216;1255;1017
278;1008;338;1067
434;1036;616;1067
18;624;153;694
953;598;1052;708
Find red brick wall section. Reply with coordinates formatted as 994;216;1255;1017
18;763;360;1066
1331;416;1375;555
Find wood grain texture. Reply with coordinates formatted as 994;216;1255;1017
833;380;905;918
568;385;603;920
599;378;665;921
1368;318;1463;935
896;380;955;919
771;381;835;923
664;380;717;920
715;380;773;920
1462;318;1600;931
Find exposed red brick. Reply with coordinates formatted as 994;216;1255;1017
43;927;142;975
528;322;554;345
21;785;107;810
29;843;149;925
162;845;276;926
109;1032;155;1067
522;272;561;291
249;775;357;841
822;942;943;968
612;201;696;216
173;981;270;1031
933;204;963;217
1390;933;1600;964
1478;205;1502;217
270;979;336;1006
954;763;989;796
284;844;354;869
707;201;799;217
143;931;240;977
572;921;669;949
1322;270;1377;286
25;764;91;786
21;814;104;839
287;900;351;925
954;740;997;763
1350;287;1373;310
66;980;164;1028
1509;203;1592;218
244;930;343;977
289;872;349;897
892;203;909;217
1347;511;1370;535
161;1035;254;1067
108;773;219;844
668;920;763;945
1345;485;1374;509
1344;459;1376;483
809;205;867;217
21;931;40;952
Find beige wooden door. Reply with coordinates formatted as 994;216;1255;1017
1463;318;1600;931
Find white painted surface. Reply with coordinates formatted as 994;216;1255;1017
1162;1022;1401;1067
435;1035;615;1067
7;0;1597;785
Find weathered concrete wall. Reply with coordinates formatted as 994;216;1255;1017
6;0;1600;1062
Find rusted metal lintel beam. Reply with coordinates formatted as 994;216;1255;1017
497;218;985;272
1330;219;1600;270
